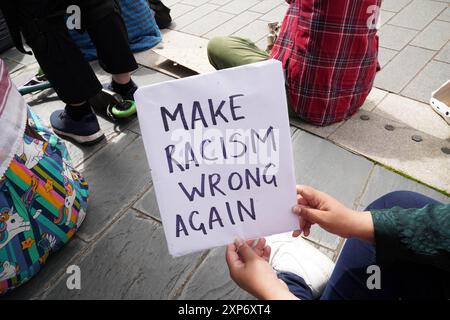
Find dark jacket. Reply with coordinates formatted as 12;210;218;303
372;203;450;272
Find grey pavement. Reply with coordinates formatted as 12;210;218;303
1;0;449;300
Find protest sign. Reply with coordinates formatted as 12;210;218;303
134;59;297;256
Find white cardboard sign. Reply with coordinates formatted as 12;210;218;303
134;60;297;256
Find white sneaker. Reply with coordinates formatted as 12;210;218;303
266;233;335;299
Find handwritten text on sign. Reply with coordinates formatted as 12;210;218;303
135;60;297;256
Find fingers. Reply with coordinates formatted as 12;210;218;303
296;185;321;207
235;239;258;263
296;194;309;206
246;239;255;247
230;239;270;265
254;238;266;251
296;185;317;196
292;223;311;237
300;216;307;234
303;221;312;236
262;245;271;262
293;205;325;225
226;243;243;271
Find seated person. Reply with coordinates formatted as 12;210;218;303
1;0;140;144
208;0;381;126
69;0;162;61
0;59;88;295
226;186;450;300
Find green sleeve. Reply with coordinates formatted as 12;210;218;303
371;203;450;272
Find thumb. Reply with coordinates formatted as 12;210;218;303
297;206;327;225
235;239;258;263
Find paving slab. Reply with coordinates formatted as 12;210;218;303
378;24;418;51
232;19;270;43
289;117;344;139
437;7;450;22
402;60;450;105
180;0;210;7
44;210;204;299
204;11;262;39
250;0;284;14
209;0;233;5
377;47;398;68
329;110;450;193
2;238;86;300
374;45;435;93
259;4;288;22
361;87;389;112
133;186;161;221
1;47;37;67
380;10;396;27
9;62;40;88
388;0;447;30
374;93;450;140
178;247;253;300
218;0;260;15
130;65;175;87
3;58;26;74
435;42;450;63
171;3;219;30
170;3;196;19
89;60;116;82
357;165;449;211
75;133;153;241
127;118;142;135
381;0;413;12
291;130;374;250
181;10;234;36
410;20;450;50
165;0;182;5
290;125;297;136
255;37;268;51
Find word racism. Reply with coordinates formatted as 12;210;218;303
159;94;279;238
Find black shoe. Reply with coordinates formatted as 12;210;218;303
50;109;104;144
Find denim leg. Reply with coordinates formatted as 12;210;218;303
277;272;314;300
365;191;440;211
321;191;442;300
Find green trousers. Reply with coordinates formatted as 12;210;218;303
207;36;270;70
207;36;294;116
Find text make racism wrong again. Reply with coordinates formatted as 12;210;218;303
158;94;281;238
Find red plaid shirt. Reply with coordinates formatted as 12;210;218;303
271;0;381;126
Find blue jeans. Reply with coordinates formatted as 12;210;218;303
278;191;449;300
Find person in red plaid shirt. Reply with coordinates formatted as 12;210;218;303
208;0;381;126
